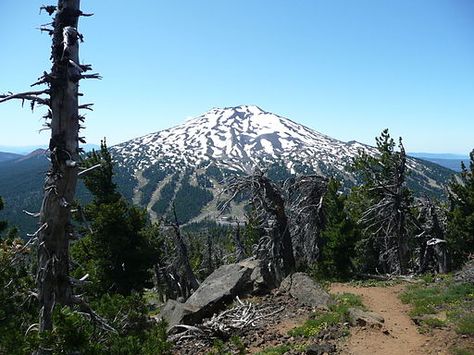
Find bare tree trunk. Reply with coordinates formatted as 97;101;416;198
222;171;296;278
37;0;81;336
171;205;200;294
1;1;104;348
261;179;295;275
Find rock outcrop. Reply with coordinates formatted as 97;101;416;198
279;272;332;308
158;257;274;328
454;259;474;284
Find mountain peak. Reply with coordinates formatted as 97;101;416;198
210;104;265;114
113;106;370;174
205;105;266;120
233;104;265;114
110;106;452;223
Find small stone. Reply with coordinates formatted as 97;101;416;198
306;343;336;355
348;308;384;328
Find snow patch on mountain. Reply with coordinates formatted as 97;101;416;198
112;105;377;175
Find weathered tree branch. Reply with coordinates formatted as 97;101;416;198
0;90;49;105
78;163;101;177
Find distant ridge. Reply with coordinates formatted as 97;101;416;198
0;144;100;155
0;151;23;163
409;152;469;172
409;152;469;160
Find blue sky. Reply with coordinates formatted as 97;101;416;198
0;0;473;154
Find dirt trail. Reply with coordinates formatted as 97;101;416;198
331;283;446;355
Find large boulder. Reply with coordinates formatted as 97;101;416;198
279;272;332;308
159;257;275;328
238;257;276;293
184;263;253;319
158;299;198;329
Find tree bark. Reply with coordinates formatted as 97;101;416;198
260;178;295;275
37;0;81;337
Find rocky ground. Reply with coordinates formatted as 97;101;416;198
167;281;473;354
158;259;473;354
171;288;343;354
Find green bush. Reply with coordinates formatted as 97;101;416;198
401;277;474;336
288;292;363;337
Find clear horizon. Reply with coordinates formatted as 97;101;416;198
1;1;473;155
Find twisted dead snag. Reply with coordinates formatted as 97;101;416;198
1;1;105;349
221;169;295;280
163;204;200;299
354;136;416;274
285;175;328;268
416;197;447;274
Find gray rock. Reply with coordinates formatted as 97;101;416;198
184;263;252;316
306;343;336;355
348;308;384;328
156;299;197;329
279;272;332;308
239;257;276;293
454;259;474;284
158;257;275;327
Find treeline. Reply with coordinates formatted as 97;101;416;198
1;131;473;354
316;130;473;276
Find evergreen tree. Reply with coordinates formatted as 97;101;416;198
351;129;417;274
82;140;121;205
241;210;264;256
72;141;159;296
0;238;36;354
318;179;360;278
0;197;20;241
447;149;474;269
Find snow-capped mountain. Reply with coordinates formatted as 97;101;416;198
111;105;454;224
114;105;373;174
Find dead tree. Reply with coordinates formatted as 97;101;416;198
355;136;416;274
416;198;447;274
222;169;295;279
0;0;101;343
167;204;200;297
285;175;328;268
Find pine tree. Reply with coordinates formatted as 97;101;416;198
72;141;159;296
318;179;360;278
0;237;36;354
0;196;37;354
351;129;416;274
447;149;474;269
